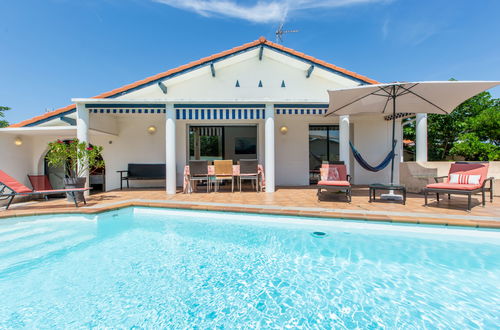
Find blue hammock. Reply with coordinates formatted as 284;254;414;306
349;141;396;172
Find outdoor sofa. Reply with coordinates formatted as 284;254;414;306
117;163;166;190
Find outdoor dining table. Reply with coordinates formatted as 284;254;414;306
183;164;265;193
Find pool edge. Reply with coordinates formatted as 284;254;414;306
1;201;499;229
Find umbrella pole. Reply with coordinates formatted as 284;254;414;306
390;86;396;185
381;86;403;201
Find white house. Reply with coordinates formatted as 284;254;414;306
0;37;427;193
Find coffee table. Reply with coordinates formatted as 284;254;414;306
369;183;406;205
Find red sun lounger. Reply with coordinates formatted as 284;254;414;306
424;162;494;211
0;170;90;210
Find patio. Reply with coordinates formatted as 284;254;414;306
1;186;499;228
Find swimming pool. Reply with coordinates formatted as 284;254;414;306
0;207;499;328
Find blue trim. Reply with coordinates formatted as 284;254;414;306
306;65;315;78
158;81;168;94
210;62;216;77
59;116;76;126
174;104;265;108
25;108;76;127
85;103;165;108
274;103;328;108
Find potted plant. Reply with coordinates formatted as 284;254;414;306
45;139;104;202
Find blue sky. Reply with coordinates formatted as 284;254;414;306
1;0;499;124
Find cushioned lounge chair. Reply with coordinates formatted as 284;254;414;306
0;170;90;210
317;163;352;202
424;162;494;211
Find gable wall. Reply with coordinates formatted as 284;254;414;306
115;49;360;102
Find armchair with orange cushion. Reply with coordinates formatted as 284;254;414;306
424;162;494;211
317;163;352;202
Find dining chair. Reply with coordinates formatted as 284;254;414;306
238;159;259;192
213;160;234;192
188;160;210;193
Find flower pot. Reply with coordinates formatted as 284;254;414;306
63;177;86;202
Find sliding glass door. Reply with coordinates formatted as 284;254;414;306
309;125;340;183
189;126;257;163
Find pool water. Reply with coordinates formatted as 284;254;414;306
0;207;499;328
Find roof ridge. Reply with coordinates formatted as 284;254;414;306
9;37;378;127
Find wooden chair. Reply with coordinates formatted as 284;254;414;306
213;160;234;192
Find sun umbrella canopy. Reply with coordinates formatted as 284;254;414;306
327;81;500;116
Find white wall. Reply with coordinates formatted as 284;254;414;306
351;115;402;185
90;114;166;190
0;133;34;187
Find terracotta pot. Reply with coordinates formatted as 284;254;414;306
63;177;86;202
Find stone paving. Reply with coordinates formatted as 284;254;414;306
1;186;499;228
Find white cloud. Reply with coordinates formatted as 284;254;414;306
153;0;391;23
381;18;389;39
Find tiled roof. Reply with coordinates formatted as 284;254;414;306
10;37;379;127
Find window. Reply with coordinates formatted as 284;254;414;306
189;126;257;162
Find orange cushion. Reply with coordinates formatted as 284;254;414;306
318;180;351;187
426;183;482;191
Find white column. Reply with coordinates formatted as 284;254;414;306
264;104;275;193
165;104;177;194
339;115;350;174
416;113;428;162
76;103;90;195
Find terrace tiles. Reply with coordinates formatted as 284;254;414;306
1;186;499;228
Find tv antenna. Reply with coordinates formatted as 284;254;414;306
275;23;299;43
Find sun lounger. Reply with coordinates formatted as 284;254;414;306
317;163;352;202
0;170;90;210
424;162;494;211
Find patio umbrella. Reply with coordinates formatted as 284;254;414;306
326;81;500;185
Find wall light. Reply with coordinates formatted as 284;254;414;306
279;126;288;135
14;137;23;146
147;125;157;135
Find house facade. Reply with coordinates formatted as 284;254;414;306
0;37;411;193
